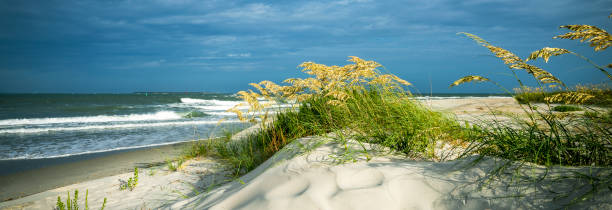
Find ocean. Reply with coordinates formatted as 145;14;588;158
0;92;509;162
0;93;253;161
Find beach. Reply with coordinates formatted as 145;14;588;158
0;140;193;202
1;97;610;209
3;1;611;209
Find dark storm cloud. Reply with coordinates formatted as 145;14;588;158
0;0;610;93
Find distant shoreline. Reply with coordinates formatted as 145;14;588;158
0;92;512;97
0;92;234;95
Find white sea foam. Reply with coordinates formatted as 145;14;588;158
0;111;182;126
206;112;241;116
206;110;280;116
177;98;245;111
180;98;295;112
1;139;207;160
415;96;512;100
0;119;242;134
192;105;243;111
180;98;240;105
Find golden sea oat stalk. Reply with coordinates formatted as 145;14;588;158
449;75;513;95
545;92;595;104
449;75;490;88
456;32;602;105
524;17;612;81
228;57;413;123
554;25;611;51
526;47;612;81
458;32;565;88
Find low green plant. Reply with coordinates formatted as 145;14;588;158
181;127;245;161
552;105;583;112
514;84;612;106
119;168;138;191
584;110;612;124
184;141;212;159
167;158;184;172
56;189;107;210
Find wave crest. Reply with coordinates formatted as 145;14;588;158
0;111;182;126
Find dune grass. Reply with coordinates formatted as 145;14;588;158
514;84;612;106
552;105;583;112
182;56;473;176
446;19;612;206
189;55;610;176
451;22;611;167
56;190;107;210
166;158;185;172
189;89;468;176
119;168;139;191
176;16;612;208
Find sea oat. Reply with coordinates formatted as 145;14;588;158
526;47;572;63
449;75;490;88
554;25;612;51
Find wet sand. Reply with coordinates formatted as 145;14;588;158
0;140;200;201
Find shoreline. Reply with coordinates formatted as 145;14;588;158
1;97;609;209
0;97;559;202
0;140;203;201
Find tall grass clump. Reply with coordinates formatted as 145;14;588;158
203;56;466;176
449;17;612;207
552;105;583;112
451;16;611;168
514;84;612;106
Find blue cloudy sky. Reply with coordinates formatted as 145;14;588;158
0;0;610;93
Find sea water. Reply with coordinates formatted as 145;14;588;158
0;93;508;161
0;93;254;160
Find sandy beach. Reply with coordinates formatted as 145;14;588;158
3;1;610;209
0;140;197;202
1;98;610;209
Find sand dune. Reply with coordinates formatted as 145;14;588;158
172;136;611;210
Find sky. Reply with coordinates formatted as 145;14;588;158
0;0;610;94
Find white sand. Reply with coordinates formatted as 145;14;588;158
0;157;231;209
171;136;611;210
5;136;608;209
421;97;608;125
421;97;534;125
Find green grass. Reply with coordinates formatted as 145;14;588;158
514;84;612;106
56;189;107;210
166;158;185;172
552;105;583;112
183;82;610;179
183;141;214;159
584;110;612;123
119;168;139;191
464;111;611;166
172;19;612;208
187;88;468;176
174;78;611;210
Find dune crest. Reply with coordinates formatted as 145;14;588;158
173;136;611;210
